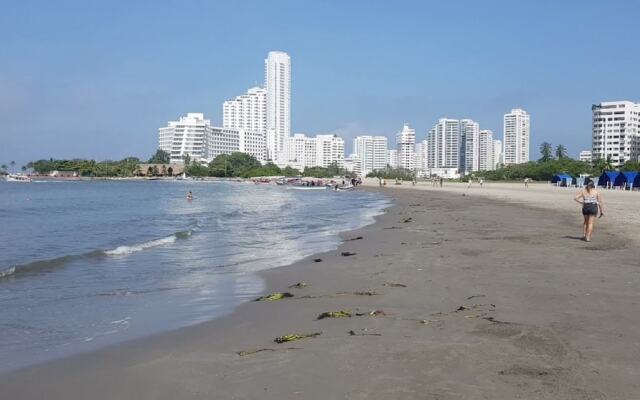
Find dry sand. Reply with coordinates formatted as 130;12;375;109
2;184;639;399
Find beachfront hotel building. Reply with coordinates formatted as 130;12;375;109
460;119;480;174
396;124;416;170
158;113;210;163
316;134;345;168
427;118;460;172
503;108;530;165
344;154;362;176
222;87;267;134
284;134;344;171
158;113;265;164
265;51;291;164
354;135;388;176
592;101;640;167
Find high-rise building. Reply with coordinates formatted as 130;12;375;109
159;113;266;164
284;134;344;170
396;124;416;170
158;113;210;163
503;108;530;165
592;101;640;167
478;129;495;171
265;51;291;163
222;87;267;134
460;119;480;174
427;118;460;170
388;149;398;168
316;134;345;168
493;139;503;169
414;140;429;176
354;136;388;176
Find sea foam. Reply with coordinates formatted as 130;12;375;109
104;235;177;256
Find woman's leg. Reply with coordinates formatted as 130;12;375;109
586;215;596;241
582;215;589;239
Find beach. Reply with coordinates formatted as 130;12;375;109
2;183;639;399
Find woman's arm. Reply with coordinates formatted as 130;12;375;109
574;191;584;204
597;192;605;217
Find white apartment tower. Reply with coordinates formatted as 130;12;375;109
503;108;530;165
388;149;398;168
592;101;640;167
493;139;503;169
316;134;345;168
222;87;267;134
478;130;495;171
427;118;460;170
396;124;416;170
265;51;291;163
158;113;210;163
460;119;480;174
354;135;388;176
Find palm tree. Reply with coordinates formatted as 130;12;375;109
539;142;553;162
555;144;568;159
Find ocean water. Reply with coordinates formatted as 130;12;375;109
0;180;389;372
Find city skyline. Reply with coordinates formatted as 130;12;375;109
4;1;640;166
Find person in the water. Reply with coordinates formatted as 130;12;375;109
187;191;193;201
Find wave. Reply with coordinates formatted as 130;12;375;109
3;229;194;278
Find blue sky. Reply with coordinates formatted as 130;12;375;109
2;0;640;166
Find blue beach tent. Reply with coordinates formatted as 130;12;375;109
551;174;575;187
634;173;640;189
598;171;619;188
614;171;640;189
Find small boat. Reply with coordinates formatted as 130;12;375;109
289;185;328;190
335;184;355;191
5;174;32;183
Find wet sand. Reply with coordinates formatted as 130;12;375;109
2;186;639;399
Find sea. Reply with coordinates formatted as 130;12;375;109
0;179;389;372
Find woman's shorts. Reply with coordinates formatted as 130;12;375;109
582;203;598;216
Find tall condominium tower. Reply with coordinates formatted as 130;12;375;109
396;124;416;170
503;108;530;165
316;134;345;168
493;139;503;169
264;51;291;163
478;129;495;171
427;118;460;170
222;87;267;134
592;101;640;167
354;135;388;176
460;119;480;174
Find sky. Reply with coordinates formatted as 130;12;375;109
2;0;640;167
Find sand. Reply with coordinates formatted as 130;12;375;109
2;183;639;399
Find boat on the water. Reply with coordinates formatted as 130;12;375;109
5;174;32;183
289;185;328;190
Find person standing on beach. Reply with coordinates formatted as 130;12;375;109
574;180;604;242
439;177;444;187
479;178;484;188
524;177;530;188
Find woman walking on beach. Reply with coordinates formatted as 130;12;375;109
574;180;604;242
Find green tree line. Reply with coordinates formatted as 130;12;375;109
26;158;141;177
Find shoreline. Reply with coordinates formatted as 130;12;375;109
3;185;640;399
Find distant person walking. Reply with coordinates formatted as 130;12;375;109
524;177;530;189
439;177;444;187
479;178;484;188
574;180;604;242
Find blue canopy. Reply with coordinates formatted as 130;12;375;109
598;171;620;187
551;174;574;186
614;171;640;189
